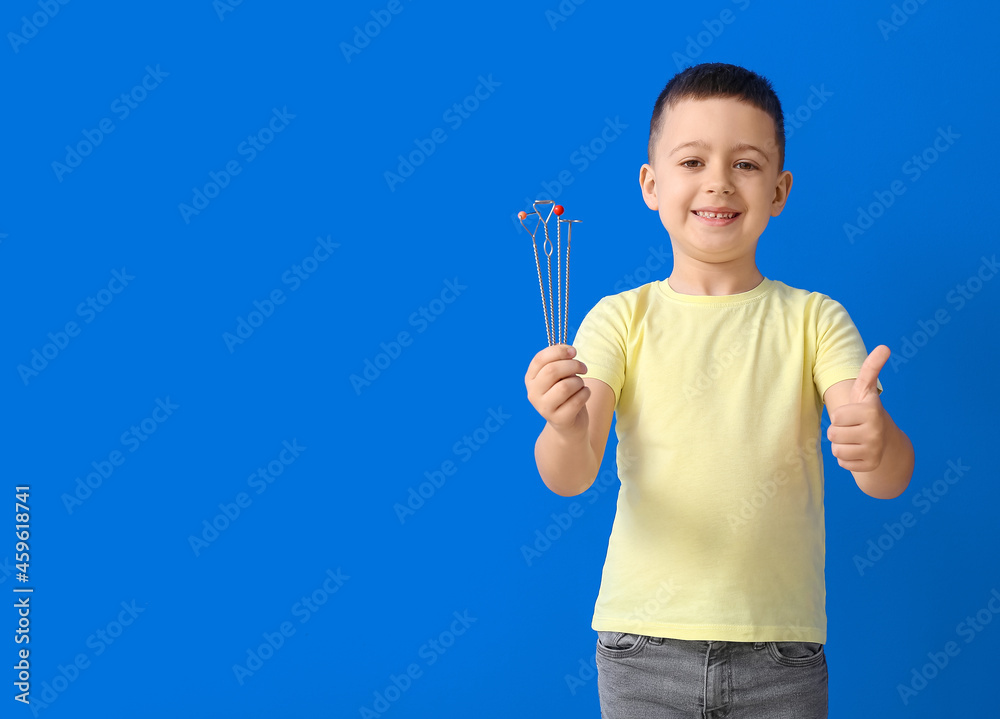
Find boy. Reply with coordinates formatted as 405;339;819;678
524;63;914;718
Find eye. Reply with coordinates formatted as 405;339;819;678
681;159;758;170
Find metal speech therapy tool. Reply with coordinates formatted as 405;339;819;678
517;201;581;346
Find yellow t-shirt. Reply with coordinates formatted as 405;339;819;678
571;276;882;643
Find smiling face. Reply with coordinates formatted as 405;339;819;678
640;96;792;265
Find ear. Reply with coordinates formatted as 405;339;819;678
769;169;793;217
639;163;658;211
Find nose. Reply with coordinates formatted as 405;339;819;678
705;166;734;195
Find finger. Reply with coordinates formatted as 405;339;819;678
827;423;863;444
527;362;587;412
837;457;871;472
831;442;867;461
525;343;575;383
549;383;591;426
830;403;866;428
552;378;590;420
536;358;589;394
828;425;865;445
850;345;890;404
542;374;587;408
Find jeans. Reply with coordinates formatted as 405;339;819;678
595;631;828;718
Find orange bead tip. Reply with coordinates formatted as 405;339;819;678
553;205;564;216
518;211;527;220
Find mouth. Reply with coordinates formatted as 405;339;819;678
692;210;741;226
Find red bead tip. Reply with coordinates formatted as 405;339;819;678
553;205;564;216
518;211;527;220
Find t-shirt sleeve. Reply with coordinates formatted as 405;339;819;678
813;295;883;404
571;295;629;407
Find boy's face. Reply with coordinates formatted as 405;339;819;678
640;97;792;264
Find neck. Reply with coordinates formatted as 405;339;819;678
667;257;764;296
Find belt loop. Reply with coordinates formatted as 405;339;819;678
753;642;765;650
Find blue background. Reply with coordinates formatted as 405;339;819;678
2;0;997;716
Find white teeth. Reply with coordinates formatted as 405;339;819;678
695;211;737;219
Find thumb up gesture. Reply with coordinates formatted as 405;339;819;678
826;345;890;472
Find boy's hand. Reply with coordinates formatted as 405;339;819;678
524;343;591;435
827;345;891;472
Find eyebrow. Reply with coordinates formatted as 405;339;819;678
669;140;770;160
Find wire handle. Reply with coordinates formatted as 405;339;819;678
517;202;581;346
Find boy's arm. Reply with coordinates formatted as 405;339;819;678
535;377;616;497
823;345;915;500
